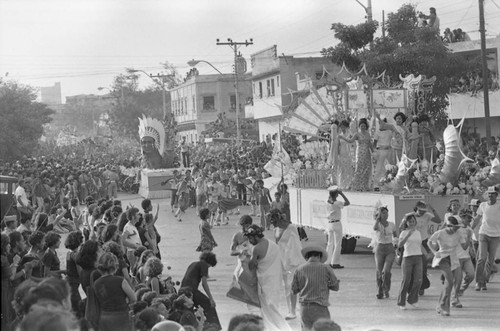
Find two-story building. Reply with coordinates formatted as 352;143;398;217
446;35;500;137
244;45;340;142
171;72;252;144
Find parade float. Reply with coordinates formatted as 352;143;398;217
264;66;490;251
137;115;179;199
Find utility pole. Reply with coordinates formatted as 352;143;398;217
355;0;373;47
216;38;253;141
382;10;386;38
355;0;373;22
479;0;491;142
149;73;172;120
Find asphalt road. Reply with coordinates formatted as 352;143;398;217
70;193;500;331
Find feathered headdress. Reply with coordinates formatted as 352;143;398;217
138;115;165;155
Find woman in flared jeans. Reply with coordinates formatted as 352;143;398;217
373;206;397;299
397;214;423;309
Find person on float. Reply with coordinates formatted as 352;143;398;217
325;188;350;269
372;116;393;191
338;118;373;191
397;214;422;310
372;206;398;299
428;216;466;317
416;114;436;161
379;112;409;163
337;120;355;190
471;186;500;291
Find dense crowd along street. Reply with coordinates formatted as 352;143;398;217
2;1;500;330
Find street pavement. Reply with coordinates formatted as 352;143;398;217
72;193;500;330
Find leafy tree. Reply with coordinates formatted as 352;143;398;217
105;74;168;138
322;3;470;122
322;21;379;70
0;80;54;160
107;62;182;139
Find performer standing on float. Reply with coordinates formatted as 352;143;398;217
417;114;436;162
390;112;409;163
336;120;354;190
373;114;394;190
339;118;373;191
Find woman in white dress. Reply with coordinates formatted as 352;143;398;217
246;225;292;331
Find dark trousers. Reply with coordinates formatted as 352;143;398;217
300;302;330;330
193;289;221;328
182;152;190;167
237;184;247;202
398;255;422;307
171;189;178;208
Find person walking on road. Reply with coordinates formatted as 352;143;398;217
428;216;467;316
270;208;305;320
292;244;340;331
325;188;350;269
245;224;292;331
472;186;500;291
397;214;422;310
373;206;397;299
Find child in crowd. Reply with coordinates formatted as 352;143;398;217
197;208;217;252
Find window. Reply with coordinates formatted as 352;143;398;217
258;82;263;99
277;76;280;87
202;96;215;111
192;96;195;112
266;79;275;97
229;95;236;111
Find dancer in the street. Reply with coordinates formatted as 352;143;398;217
373;206;397;299
246;225;292;331
428;216;467;316
397;214;422;310
269;208;305;320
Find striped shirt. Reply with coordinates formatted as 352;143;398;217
291;261;339;307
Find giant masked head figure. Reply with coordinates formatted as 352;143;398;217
138;115;165;169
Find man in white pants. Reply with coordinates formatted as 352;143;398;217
325;188;350;269
373;122;393;190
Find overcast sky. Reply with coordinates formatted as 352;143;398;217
1;0;499;101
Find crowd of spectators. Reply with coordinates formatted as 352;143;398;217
449;71;500;95
442;27;470;43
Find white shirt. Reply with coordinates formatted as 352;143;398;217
456;227;473;259
477;201;500;237
374;130;392;147
15;186;29;208
327;201;344;221
415;212;434;240
123;222;141;249
400;230;422;257
375;222;396;244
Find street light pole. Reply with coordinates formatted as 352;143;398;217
216;38;253;141
128;69;171;119
187;59;224;76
